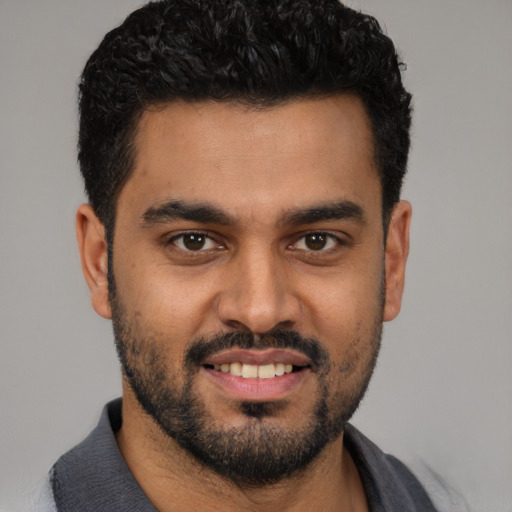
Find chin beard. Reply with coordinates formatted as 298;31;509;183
112;319;381;486
137;376;345;486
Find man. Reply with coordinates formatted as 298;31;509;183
30;0;447;510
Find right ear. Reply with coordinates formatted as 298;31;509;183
75;204;112;319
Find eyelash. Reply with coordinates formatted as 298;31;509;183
167;232;222;252
289;232;344;252
165;231;346;254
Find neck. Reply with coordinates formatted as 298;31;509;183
117;386;368;512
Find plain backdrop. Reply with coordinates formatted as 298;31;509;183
1;1;511;510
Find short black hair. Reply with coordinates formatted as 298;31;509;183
78;0;412;237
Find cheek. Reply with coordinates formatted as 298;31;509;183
113;252;220;338
300;266;384;369
305;273;382;334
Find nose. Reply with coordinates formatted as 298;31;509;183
216;247;301;334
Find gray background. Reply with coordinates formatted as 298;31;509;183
1;1;511;510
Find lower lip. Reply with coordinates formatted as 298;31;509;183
202;367;311;401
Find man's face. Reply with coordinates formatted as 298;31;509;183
107;96;395;484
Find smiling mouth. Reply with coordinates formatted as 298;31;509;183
203;362;308;379
200;349;313;401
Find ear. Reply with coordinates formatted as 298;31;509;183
383;200;412;322
76;204;112;319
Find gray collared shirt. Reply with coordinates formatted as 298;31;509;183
23;398;454;511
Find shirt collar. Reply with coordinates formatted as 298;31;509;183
51;399;434;512
51;398;158;512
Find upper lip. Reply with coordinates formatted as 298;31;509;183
203;348;312;368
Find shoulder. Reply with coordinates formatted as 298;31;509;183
344;424;469;512
8;476;57;512
405;460;471;512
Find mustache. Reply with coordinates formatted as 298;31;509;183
184;330;329;370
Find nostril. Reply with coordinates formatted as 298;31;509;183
215;280;302;335
275;320;296;331
223;320;253;332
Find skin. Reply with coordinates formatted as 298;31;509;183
76;95;411;511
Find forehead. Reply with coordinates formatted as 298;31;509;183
119;95;380;223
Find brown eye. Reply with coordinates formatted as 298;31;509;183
172;233;216;251
305;233;328;250
183;234;206;250
293;232;339;251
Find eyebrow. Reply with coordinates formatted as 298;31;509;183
141;198;366;228
141;200;235;226
282;200;366;226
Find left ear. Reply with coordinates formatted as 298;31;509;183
383;200;412;322
75;203;112;320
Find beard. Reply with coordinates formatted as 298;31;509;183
110;281;383;487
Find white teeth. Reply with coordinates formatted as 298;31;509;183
241;364;258;378
258;364;276;379
212;361;297;378
229;362;243;376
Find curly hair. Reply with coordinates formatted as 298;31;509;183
79;0;412;237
